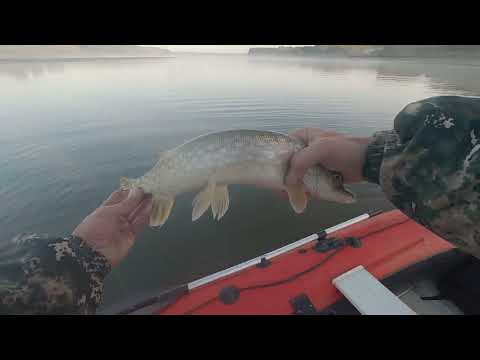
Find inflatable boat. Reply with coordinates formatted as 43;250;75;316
117;210;478;315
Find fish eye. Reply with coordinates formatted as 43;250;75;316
333;173;343;183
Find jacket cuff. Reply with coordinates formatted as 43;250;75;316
66;236;112;280
362;130;399;184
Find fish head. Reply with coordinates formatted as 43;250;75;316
303;166;356;204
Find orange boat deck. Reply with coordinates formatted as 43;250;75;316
156;210;454;315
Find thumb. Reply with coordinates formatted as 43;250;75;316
130;197;154;236
113;188;145;216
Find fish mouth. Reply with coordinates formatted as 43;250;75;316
340;194;356;204
339;189;356;204
310;190;356;204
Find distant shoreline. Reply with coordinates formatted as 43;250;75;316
248;53;480;61
248;45;480;60
247;54;480;61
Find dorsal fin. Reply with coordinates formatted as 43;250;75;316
158;150;172;161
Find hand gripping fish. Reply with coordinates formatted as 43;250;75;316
120;130;355;227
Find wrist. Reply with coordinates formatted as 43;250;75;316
362;131;392;184
343;136;372;183
357;138;373;181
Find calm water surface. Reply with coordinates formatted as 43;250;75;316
1;55;478;312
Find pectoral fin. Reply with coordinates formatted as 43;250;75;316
211;185;230;221
150;195;175;228
286;184;308;214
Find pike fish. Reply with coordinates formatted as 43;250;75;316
120;129;355;227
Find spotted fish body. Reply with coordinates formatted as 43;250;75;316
120;129;355;227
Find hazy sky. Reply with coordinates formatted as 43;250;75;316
141;45;313;54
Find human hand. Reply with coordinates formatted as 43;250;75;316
73;188;153;267
286;128;372;185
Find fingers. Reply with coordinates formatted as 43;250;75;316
286;142;331;185
128;195;153;223
119;216;132;232
287;128;343;186
102;189;129;206
129;197;154;236
289;128;311;143
113;188;146;216
290;128;341;143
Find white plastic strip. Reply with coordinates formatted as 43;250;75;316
332;266;416;315
325;213;370;234
188;213;372;290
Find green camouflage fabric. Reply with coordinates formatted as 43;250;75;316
0;233;110;315
369;96;480;258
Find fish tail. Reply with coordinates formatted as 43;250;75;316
120;177;133;190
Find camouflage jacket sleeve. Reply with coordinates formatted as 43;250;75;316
0;233;111;315
363;96;480;257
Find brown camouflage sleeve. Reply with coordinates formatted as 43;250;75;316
363;96;480;258
0;233;111;315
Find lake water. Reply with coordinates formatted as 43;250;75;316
1;54;479;312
